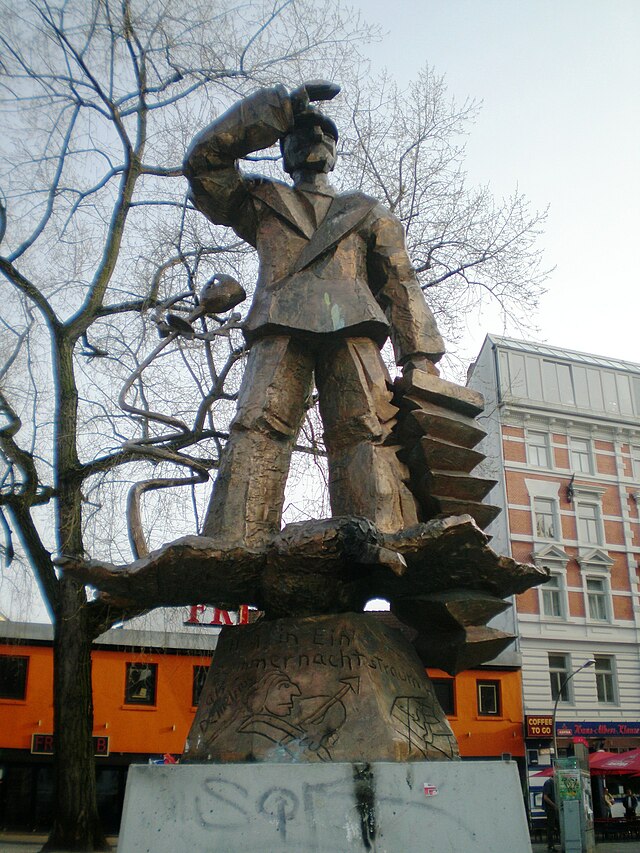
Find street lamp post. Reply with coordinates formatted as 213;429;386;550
552;658;596;762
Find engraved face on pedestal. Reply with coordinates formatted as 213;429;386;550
248;671;301;717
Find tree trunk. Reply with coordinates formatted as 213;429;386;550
42;577;109;852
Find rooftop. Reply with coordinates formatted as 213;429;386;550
487;335;640;376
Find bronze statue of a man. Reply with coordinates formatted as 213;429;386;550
184;82;445;548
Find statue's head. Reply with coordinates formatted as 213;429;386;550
281;108;338;175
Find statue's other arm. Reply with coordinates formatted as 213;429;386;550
183;85;295;245
367;210;445;367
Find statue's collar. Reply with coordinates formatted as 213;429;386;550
251;181;377;261
295;181;336;198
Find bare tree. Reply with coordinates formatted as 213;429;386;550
0;2;549;849
340;68;550;356
0;1;374;848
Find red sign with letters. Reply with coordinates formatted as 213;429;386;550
185;604;250;626
31;734;109;756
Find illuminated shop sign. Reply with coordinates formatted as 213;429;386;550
555;722;640;738
525;716;553;738
525;717;640;739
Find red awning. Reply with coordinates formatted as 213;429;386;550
589;748;640;775
532;752;617;777
532;765;554;777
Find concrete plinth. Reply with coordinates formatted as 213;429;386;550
118;760;532;852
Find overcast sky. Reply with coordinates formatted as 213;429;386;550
354;0;640;368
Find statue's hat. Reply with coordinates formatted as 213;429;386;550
290;106;338;142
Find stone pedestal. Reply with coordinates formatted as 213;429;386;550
184;612;458;763
117;761;532;853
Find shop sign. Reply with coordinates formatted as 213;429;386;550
525;715;553;738
31;734;110;756
184;604;250;626
555;721;640;738
526;718;640;739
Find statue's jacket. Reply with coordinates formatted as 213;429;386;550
184;86;445;364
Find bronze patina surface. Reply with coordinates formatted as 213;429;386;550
63;514;547;676
184;612;458;763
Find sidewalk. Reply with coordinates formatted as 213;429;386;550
2;834;640;852
0;835;116;852
531;843;640;853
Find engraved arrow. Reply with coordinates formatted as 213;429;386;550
299;676;360;726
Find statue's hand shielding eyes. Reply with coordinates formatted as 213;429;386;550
290;80;341;115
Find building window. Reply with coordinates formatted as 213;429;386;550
497;350;640;417
500;351;528;398
542;360;576;406
549;654;571;703
0;655;29;700
124;662;157;706
432;679;455;715
570;437;593;474
534;497;558;539
576;502;603;545
527;431;550;468
631;446;640;482
541;574;564;618
594;656;617;704
586;577;609;621
192;665;209;707
477;680;500;716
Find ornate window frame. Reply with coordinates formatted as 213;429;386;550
577;547;614;624
533;543;570;621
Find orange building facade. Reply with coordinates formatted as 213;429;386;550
0;619;215;830
0;609;525;830
427;667;525;759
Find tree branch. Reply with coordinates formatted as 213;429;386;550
6;502;59;618
0;258;60;331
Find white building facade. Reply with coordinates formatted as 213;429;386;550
468;336;640;795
